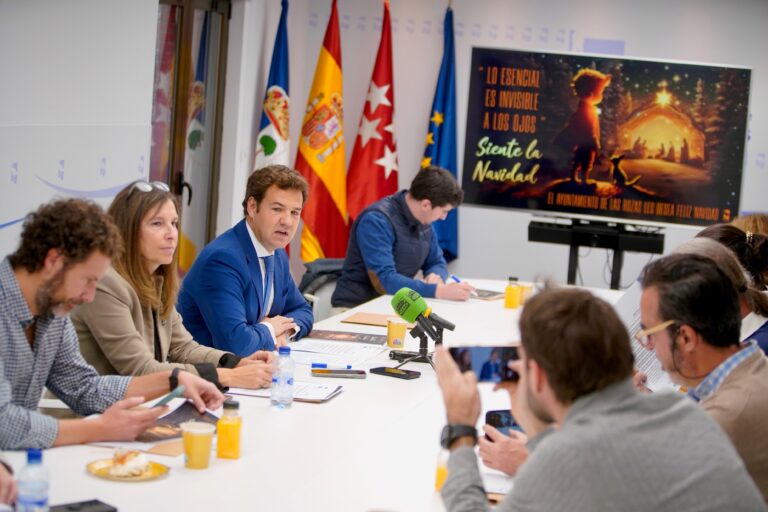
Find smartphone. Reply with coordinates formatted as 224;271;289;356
485;409;524;440
449;346;519;382
50;500;117;512
311;369;367;379
369;366;421;380
152;384;186;407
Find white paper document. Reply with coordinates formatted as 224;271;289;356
612;281;676;392
290;350;356;367
475;445;514;496
289;338;386;365
482;470;513;495
229;382;343;403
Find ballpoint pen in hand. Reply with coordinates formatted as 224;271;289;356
450;275;479;297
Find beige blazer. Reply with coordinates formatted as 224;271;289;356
701;349;768;502
71;266;227;377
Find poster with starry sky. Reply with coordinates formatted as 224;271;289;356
462;47;751;226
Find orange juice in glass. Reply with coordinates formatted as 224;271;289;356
387;320;407;349
181;421;215;469
435;449;449;491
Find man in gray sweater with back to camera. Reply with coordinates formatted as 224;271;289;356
435;284;765;512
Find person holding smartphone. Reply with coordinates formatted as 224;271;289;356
478;416;529;477
1;198;223;450
71;181;273;391
435;284;764;511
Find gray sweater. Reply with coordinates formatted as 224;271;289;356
441;379;766;511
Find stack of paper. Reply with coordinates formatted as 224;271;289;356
289;338;386;367
612;281;676;392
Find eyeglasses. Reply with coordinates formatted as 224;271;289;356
130;180;170;193
634;319;677;349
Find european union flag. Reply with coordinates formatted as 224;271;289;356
422;7;458;261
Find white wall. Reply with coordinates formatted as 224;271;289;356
1;0;766;291
0;0;158;253
221;0;768;289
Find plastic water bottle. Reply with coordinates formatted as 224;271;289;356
270;346;294;408
16;448;49;512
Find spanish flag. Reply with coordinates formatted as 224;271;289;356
295;0;348;262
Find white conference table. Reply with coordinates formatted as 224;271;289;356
2;280;623;512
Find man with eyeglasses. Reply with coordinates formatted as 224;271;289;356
178;165;314;355
639;253;768;502
436;284;764;511
0;198;224;450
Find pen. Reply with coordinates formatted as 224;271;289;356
311;363;352;369
450;275;479;297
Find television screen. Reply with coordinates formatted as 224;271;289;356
461;47;751;227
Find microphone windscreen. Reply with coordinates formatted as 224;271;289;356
390;287;428;323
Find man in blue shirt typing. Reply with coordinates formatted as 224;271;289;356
332;167;474;308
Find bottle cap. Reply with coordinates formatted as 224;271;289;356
223;400;240;410
278;346;291;355
508;276;519;283
27;448;42;464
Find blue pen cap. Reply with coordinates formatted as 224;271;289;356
27;448;42;464
278;346;291;356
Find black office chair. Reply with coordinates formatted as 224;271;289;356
299;258;344;321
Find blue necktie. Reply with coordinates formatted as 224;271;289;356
262;255;274;311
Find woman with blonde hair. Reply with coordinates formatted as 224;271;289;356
72;180;273;389
697;223;768;290
732;212;768;236
731;213;768;286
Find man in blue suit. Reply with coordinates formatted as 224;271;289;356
178;166;314;355
479;349;502;382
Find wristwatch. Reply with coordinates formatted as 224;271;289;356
440;424;477;449
169;367;181;390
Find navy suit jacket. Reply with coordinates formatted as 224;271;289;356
177;219;313;355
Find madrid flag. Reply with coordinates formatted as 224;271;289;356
295;0;348;261
346;0;398;221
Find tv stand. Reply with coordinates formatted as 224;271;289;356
528;219;665;289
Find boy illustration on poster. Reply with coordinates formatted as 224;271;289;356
554;69;611;184
461;47;750;226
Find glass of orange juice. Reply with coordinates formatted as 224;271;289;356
181;421;215;469
387;320;407;349
435;449;449;491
